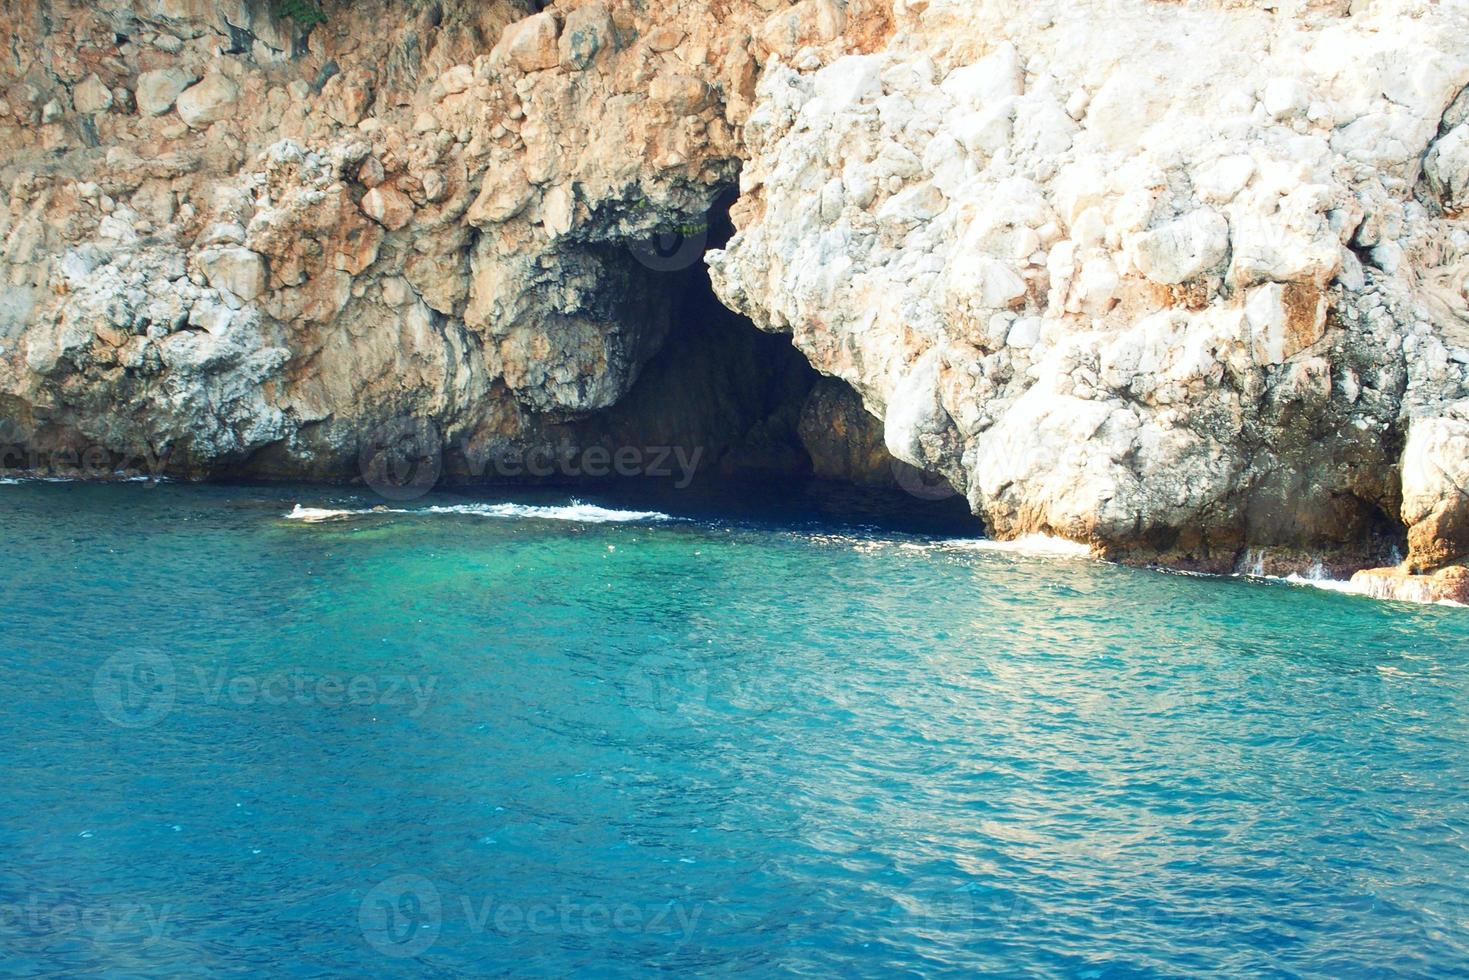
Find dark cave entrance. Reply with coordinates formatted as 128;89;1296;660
486;192;978;533
577;190;821;482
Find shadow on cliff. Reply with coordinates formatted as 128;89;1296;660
442;191;978;533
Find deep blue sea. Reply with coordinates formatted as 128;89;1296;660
3;480;1469;977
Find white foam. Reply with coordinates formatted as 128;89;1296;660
285;500;671;524
1273;571;1467;608
286;505;358;522
424;502;669;522
0;473;164;484
1282;572;1361;595
807;531;1093;558
939;534;1093;558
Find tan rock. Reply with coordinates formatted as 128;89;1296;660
136;68;195;116
438;64;473;96
320;69;375;127
74;74;113;115
362;184;415;231
649;74;709;116
198;247;268;301
1245;282;1326;365
176;73;239;129
404;254;467;314
758;0;845;59
559;4;615;71
467;170;534;225
1349;565;1469;605
645;26;684;52
358;156;385;188
496;12;560;73
94;322;129;347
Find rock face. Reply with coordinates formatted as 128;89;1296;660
708;0;1469;584
0;0;769;485
175;73;240;128
2;0;1469;598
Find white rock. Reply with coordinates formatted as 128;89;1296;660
941;42;1023;107
541;184;574;237
1194;155;1254;204
1425;124;1469;210
197;247;267;302
1065;88;1090;121
1130;208;1229;284
1336;247;1366;291
187;301;233;335
813;55;883;111
136;68;195;116
1071;207;1106;250
950;254;1028;309
176;73;238;128
1262;78;1308;120
877;183;946;228
1074;254;1119;314
953;101;1014;156
1007;316;1043;348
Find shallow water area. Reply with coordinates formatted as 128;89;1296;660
2;480;1468;976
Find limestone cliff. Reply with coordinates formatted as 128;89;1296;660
2;0;1468;601
712;0;1469;597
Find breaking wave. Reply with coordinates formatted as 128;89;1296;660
285;501;672;524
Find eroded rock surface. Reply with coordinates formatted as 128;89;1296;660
3;0;1469;597
0;0;796;481
710;0;1469;583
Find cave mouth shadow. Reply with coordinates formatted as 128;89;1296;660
471;191;980;536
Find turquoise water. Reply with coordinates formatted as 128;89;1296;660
3;481;1469;977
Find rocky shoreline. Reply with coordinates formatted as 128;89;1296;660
1;0;1468;603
